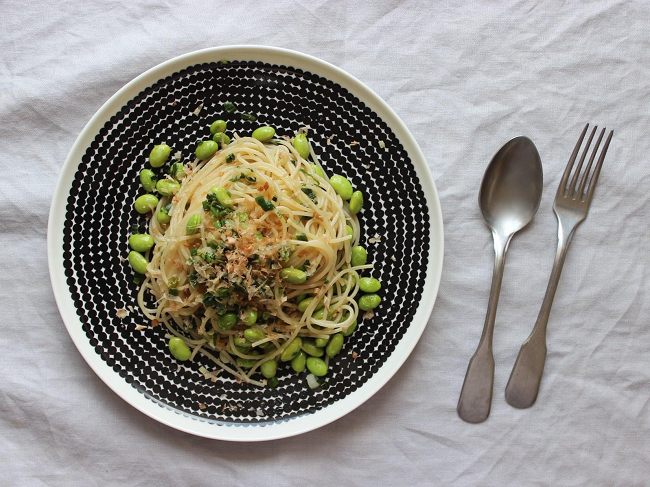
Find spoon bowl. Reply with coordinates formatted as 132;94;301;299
479;137;543;236
458;136;543;423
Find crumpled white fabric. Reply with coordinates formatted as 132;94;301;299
1;0;649;485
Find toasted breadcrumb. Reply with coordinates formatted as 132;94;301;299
352;352;358;360
379;140;386;149
390;255;397;262
350;141;359;146
198;403;207;410
134;325;147;331
363;310;375;320
193;103;204;116
116;308;128;319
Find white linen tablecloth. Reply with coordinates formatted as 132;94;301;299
2;0;649;485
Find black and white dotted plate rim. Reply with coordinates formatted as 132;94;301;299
47;46;444;441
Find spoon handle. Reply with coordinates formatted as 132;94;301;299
505;219;574;408
458;233;510;423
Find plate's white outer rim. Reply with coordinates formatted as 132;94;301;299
47;45;444;442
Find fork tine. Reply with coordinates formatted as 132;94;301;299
577;127;605;198
584;130;613;203
558;123;589;197
567;125;597;198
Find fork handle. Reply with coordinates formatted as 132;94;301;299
505;222;574;408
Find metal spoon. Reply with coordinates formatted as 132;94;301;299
457;136;543;423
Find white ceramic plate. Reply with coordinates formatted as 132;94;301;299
48;46;444;441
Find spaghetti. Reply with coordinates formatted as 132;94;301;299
136;135;371;386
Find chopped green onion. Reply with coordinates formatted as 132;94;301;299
255;196;275;211
223;102;236;114
301;188;317;203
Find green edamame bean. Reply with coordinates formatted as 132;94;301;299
260;359;277;379
351;246;367;267
134;194;159;214
279;268;307;284
129;234;154;253
244;328;265;343
301;338;324;357
210;120;227;134
329;175;353;200
168;337;191;361
359;293;381;311
231;337;252;353
170;162;186;181
252;126;275;142
213;132;231;147
315;337;330;348
293;133;310;159
149;144;171;168
128;251;149;274
241;308;258;326
342;317;358;337
311;164;325;179
156;179;180;197
295;294;308;304
291;350;307;373
237;351;260;369
186;214;202;235
195;140;219;160
280;337;303;362
157;203;171;224
349;190;363;215
210;186;233;207
306;357;328;377
217;312;237;330
346;224;354;237
326;333;344;358
312;308;331;320
139;169;157;192
298;296;323;313
359;277;381;293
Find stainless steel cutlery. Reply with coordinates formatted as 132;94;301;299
459;124;613;422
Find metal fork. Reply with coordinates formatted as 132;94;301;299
505;123;614;409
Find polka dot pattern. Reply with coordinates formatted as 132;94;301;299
62;60;430;425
